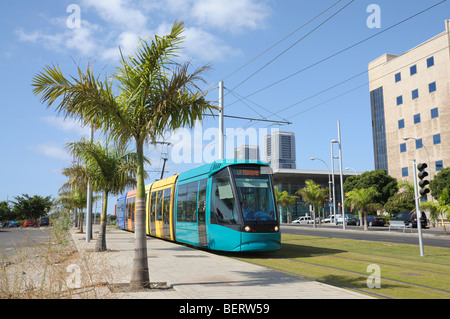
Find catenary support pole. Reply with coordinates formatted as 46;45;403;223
338;120;346;230
219;81;224;160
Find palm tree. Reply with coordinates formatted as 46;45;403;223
277;190;298;224
32;21;216;289
345;187;380;231
60;163;89;232
296;180;322;227
67;138;143;252
420;188;450;235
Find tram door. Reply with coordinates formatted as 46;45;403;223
198;179;207;247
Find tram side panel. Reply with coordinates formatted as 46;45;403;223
207;174;242;252
125;190;137;231
174;181;200;247
146;176;177;241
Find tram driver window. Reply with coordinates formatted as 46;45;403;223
211;174;239;224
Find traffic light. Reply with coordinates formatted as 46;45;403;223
417;163;430;198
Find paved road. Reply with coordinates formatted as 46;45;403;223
0;227;52;257
282;224;450;249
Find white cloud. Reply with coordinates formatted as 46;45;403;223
64;21;101;56
15;0;271;62
190;0;270;32
184;27;242;61
81;0;148;32
30;143;70;161
100;30;143;61
41;116;90;136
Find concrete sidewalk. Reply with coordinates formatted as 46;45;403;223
70;226;372;299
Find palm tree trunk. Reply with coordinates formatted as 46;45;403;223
440;213;448;235
363;211;368;231
73;208;78;228
95;191;108;252
79;210;84;233
312;205;316;228
130;141;150;289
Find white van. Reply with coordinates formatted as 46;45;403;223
292;216;313;224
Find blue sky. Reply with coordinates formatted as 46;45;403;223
1;0;449;214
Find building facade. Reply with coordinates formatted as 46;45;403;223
369;20;450;181
234;145;260;160
272;168;356;223
264;131;296;170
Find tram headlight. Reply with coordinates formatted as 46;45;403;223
274;226;279;232
244;226;251;232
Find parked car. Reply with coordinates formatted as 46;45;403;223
8;221;20;227
363;215;386;226
292;216;313;224
0;221;3;228
23;219;36;227
39;217;50;226
324;214;341;223
343;214;359;225
390;211;427;228
334;214;359;225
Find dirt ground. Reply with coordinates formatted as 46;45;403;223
0;233;116;299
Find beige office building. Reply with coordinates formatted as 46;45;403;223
368;20;450;181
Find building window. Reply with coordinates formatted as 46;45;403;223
400;143;407;153
415;138;423;149
398;119;405;129
414;113;421;124
395;72;401;83
396;95;403;105
429;81;436;93
410;65;417;75
433;133;441;145
427;56;434;68
402;167;408;177
412;89;419;100
435;160;443;172
431;107;439;119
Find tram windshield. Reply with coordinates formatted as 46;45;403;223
232;167;277;224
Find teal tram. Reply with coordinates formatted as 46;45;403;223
116;159;281;252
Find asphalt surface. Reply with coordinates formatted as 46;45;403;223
282;223;450;248
0;227;52;257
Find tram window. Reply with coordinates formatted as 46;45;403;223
186;182;198;223
150;192;157;221
211;174;239;224
127;197;135;220
156;190;163;220
163;188;171;223
177;183;188;222
117;200;124;219
198;179;207;221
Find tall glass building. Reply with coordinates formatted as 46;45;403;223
264;131;296;170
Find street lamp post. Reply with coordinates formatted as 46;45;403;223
330;142;337;225
332;120;345;230
345;167;358;175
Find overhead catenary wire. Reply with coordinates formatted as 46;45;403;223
255;44;450;124
225;0;355;96
220;0;348;83
168;1;448;162
226;0;448;109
